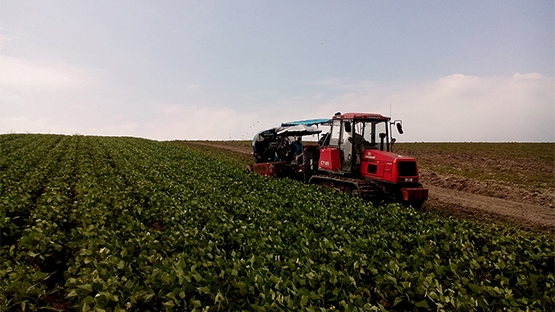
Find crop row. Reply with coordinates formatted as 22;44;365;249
1;134;554;311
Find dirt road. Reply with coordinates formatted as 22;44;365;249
185;141;554;232
426;185;554;231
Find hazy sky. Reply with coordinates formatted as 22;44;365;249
1;1;553;142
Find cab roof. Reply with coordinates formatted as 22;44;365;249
336;112;390;121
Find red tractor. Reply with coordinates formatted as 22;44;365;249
248;112;428;207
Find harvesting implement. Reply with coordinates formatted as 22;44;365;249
247;112;428;207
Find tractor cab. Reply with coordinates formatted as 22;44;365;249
318;112;403;174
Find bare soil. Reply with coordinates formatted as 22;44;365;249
420;171;554;208
182;141;555;233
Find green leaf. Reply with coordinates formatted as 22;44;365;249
189;298;201;308
197;286;211;295
414;300;430;308
300;295;309;307
144;293;154;303
469;283;482;294
77;284;93;295
66;290;78;298
192;273;202;282
250;304;266;312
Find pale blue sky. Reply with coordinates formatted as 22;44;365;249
1;1;553;141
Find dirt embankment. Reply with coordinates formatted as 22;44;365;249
421;171;554;208
183;141;554;232
418;170;554;232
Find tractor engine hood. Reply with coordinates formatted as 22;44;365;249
360;149;420;183
362;149;417;163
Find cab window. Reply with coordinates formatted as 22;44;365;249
329;119;341;146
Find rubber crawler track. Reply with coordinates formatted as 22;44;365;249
309;174;379;201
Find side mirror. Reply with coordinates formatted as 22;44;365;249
396;122;404;134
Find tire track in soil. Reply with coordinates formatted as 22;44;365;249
184;141;555;232
424;186;554;232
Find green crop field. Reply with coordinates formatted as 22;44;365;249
1;134;554;311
